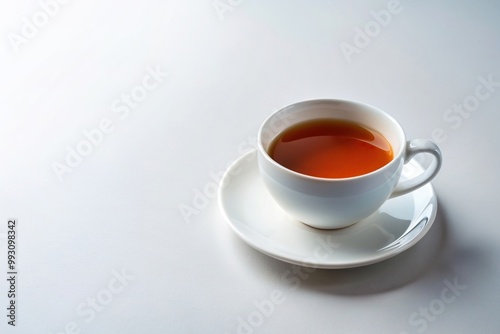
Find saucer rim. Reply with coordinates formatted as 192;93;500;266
218;149;438;269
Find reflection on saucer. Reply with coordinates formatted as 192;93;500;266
219;150;438;269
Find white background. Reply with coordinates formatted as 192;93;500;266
1;0;500;333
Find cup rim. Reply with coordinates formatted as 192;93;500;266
257;98;406;182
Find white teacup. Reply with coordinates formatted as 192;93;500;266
257;99;442;229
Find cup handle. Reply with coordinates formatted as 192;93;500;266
390;139;442;198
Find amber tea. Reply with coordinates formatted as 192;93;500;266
268;119;393;178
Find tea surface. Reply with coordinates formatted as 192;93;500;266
269;119;393;178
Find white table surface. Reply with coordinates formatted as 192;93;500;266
1;1;499;333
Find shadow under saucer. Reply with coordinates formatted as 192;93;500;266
287;206;448;295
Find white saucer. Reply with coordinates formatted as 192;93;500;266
218;150;438;269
